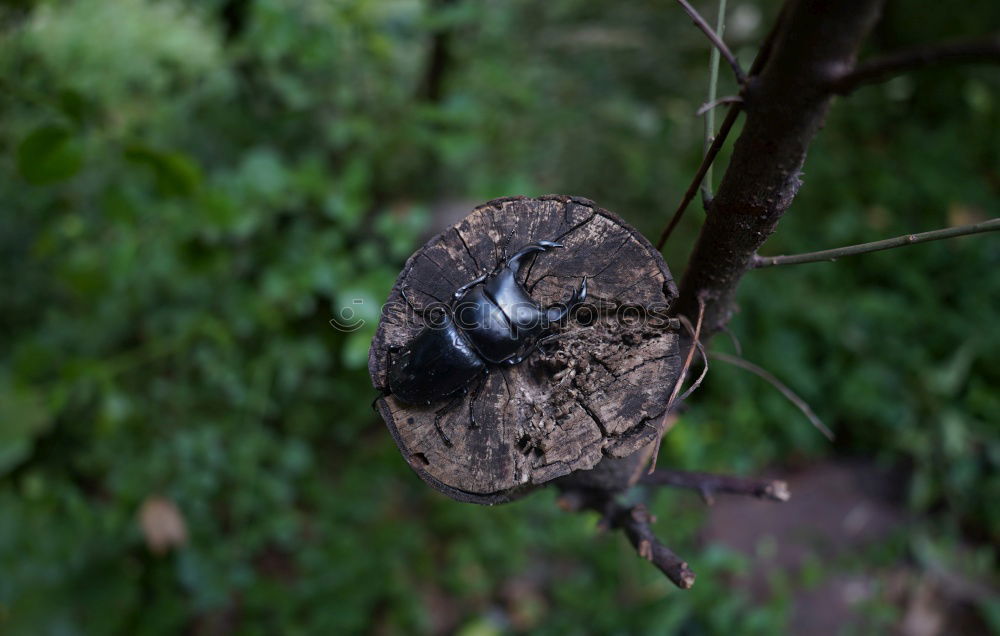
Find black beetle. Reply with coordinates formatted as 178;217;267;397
385;238;587;441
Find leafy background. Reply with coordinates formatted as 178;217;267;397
1;0;997;633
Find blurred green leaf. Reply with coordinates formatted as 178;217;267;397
56;89;94;126
124;144;202;196
16;125;84;185
0;384;52;476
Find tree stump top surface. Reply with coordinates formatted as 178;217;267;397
369;195;681;504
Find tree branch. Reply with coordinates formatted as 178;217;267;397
697;95;743;116
641;469;790;504
558;490;696;589
831;35;1000;94
614;503;696;589
700;0;729;204
416;0;458;102
712;352;833;440
676;318;708;403
654;2;789;250
672;0;885;336
752;218;1000;267
655;105;741;250
675;0;747;85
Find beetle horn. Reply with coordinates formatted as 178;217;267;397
507;241;564;276
545;276;588;324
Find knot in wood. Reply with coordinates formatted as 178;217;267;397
369;195;681;504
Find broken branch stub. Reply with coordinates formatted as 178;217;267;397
369;195;682;504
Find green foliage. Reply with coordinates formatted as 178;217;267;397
25;0;221;102
16;125;84;184
1;0;998;633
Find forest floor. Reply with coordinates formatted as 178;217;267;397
702;460;990;635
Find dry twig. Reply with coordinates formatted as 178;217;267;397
648;296;706;473
712;351;833;440
697;95;743;116
753;218;1000;268
614;504;696;589
676;315;709;403
559;490;695;590
641;469;790;505
655;3;789;250
675;0;747;84
832;35;1000;94
655;105;741;249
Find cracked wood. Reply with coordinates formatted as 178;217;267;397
369;195;682;504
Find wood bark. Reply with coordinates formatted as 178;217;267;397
370;196;681;504
673;0;885;335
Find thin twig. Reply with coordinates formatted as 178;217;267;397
649;297;706;474
697;95;743;116
701;0;728;204
675;0;746;84
655;105;740;249
753;218;1000;268
712;352;834;441
655;2;789;250
832;35;1000;94
614;504;696;589
720;325;742;356
666;297;706;412
641;469;790;504
558;491;696;590
676;315;709;402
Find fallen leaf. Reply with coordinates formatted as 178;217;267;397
139;495;188;555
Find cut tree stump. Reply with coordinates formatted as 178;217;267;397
369;195;682;504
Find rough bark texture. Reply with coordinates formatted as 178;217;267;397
369;196;681;504
673;0;885;335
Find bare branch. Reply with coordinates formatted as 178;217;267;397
697;95;743;116
655;2;789;251
720;325;743;356
416;0;459;102
641;469;790;504
558;491;696;589
753;218;1000;268
700;0;730;204
655;105;741;249
676;315;709;403
614;504;696;589
672;0;884;335
712;352;834;441
832;35;1000;94
675;0;747;84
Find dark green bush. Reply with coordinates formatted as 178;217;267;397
1;0;997;633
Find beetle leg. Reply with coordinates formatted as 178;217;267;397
433;393;464;447
501;332;565;366
536;332;566;356
370;386;395;412
401;286;438;319
467;369;489;429
402;288;453;331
